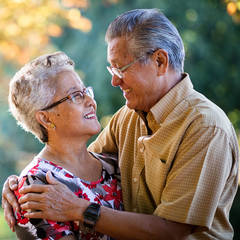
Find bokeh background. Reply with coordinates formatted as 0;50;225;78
0;0;240;239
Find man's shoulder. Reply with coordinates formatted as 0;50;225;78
112;105;138;124
183;91;235;136
115;105;135;115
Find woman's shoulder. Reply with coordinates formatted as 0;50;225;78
17;158;49;189
19;157;39;177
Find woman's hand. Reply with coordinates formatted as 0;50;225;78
19;171;89;222
1;175;20;232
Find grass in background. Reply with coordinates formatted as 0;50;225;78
0;209;16;240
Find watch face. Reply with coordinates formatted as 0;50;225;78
83;203;101;228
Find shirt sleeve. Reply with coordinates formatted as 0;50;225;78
14;174;77;239
153;120;238;228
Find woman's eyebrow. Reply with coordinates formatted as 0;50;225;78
65;86;80;95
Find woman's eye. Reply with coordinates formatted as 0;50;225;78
72;93;83;102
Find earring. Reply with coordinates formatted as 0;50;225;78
50;123;55;129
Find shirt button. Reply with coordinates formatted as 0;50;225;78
133;178;137;183
140;145;145;153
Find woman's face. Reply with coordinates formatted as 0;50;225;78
47;70;101;140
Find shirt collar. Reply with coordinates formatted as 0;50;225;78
149;73;193;124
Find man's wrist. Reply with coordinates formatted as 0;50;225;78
83;202;101;229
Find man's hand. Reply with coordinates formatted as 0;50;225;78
1;175;19;232
19;171;89;222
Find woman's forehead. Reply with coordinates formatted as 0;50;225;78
55;70;85;93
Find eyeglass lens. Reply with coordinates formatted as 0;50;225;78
70;87;94;104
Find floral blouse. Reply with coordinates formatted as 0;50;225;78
14;152;122;240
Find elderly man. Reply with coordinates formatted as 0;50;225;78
2;9;239;240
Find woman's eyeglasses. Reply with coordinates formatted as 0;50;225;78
41;86;94;111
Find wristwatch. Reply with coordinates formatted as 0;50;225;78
83;203;101;229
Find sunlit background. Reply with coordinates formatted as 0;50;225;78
0;0;240;239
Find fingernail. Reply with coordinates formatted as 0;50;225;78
10;223;14;232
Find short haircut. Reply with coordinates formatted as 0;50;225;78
105;8;185;72
9;52;75;143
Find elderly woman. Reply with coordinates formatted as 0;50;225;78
7;51;122;240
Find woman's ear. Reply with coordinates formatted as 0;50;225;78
152;49;169;76
35;111;55;130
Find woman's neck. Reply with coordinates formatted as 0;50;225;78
39;143;88;165
37;139;102;181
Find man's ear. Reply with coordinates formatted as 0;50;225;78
152;49;169;76
35;111;54;130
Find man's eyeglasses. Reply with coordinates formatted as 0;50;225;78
41;86;94;111
106;55;144;79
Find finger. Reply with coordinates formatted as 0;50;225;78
46;171;59;185
8;175;19;191
19;193;44;204
20;201;45;211
3;192;20;213
3;202;16;232
24;210;44;219
19;184;49;194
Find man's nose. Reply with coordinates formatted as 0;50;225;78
111;74;122;87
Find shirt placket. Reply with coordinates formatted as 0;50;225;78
131;117;149;211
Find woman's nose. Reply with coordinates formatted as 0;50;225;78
84;94;97;109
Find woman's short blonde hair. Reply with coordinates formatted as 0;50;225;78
9;51;75;143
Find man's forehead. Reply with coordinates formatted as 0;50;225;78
107;37;131;63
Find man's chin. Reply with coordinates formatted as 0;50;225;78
126;100;138;111
126;100;149;112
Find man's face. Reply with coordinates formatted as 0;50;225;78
107;37;162;112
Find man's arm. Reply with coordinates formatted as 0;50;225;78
18;172;193;240
1;175;20;232
2;173;79;239
96;206;193;240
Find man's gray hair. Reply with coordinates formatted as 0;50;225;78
9;51;75;143
105;8;185;72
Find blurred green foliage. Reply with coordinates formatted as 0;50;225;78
1;0;240;239
0;209;16;240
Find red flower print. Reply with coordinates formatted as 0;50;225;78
14;176;26;200
94;193;104;204
82;193;90;201
29;162;40;175
16;211;29;225
74;188;83;198
103;179;122;209
65;173;73;178
82;181;97;189
14;177;30;225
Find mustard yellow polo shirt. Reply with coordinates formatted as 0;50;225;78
88;74;239;239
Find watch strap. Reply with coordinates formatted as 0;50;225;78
83;203;101;229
